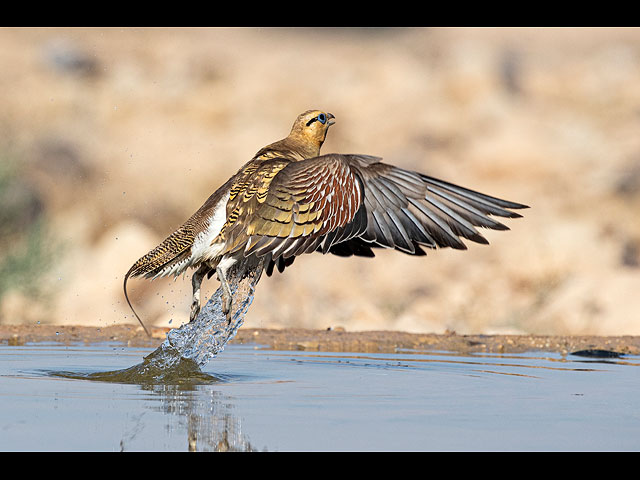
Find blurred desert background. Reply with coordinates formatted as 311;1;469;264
0;27;639;336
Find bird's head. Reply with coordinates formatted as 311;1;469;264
289;110;336;148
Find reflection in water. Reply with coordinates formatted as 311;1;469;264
143;384;258;452
271;350;612;373
53;369;260;451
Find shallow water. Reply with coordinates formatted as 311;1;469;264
1;343;639;451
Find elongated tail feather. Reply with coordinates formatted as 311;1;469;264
123;266;151;337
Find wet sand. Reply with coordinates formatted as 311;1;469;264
2;324;639;356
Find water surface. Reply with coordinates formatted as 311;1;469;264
1;343;638;451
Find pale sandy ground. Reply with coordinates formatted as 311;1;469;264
1;27;639;337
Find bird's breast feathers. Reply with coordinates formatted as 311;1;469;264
189;191;230;265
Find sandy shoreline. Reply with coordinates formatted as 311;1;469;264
2;324;639;356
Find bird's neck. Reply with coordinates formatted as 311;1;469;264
253;134;323;161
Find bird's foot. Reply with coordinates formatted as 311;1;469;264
189;264;211;323
216;263;235;326
189;300;200;323
221;292;233;326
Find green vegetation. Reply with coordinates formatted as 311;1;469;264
0;156;57;303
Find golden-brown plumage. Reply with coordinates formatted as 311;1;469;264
124;109;528;335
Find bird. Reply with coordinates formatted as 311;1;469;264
124;109;528;336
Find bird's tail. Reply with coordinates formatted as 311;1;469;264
122;229;195;337
123;265;151;337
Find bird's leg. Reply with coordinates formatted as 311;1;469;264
216;263;233;325
190;264;211;323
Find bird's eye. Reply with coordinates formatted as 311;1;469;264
317;113;326;124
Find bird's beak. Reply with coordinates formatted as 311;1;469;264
327;113;336;126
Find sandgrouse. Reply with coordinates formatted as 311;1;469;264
125;109;528;335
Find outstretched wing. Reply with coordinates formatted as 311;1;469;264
223;153;528;267
221;154;366;261
342;154;528;256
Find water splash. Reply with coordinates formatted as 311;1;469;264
155;256;265;367
85;256;265;385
